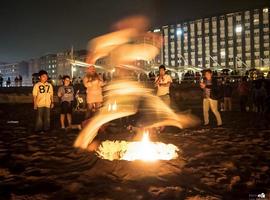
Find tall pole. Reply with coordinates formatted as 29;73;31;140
71;46;74;78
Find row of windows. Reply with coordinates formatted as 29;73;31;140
0;68;17;73
167;26;269;38
173;39;268;47
166;59;268;66
166;9;268;29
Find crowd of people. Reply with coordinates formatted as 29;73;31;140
0;75;23;87
200;70;270;126
31;65;270;133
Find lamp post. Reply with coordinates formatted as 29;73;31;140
70;46;74;78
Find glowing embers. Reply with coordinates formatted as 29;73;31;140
96;131;179;161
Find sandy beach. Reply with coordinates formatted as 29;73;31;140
0;101;269;200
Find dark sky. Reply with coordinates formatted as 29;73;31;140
0;0;269;62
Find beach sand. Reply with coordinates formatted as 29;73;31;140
0;102;269;200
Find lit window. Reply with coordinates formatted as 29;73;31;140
235;26;242;33
263;8;268;13
220;51;226;57
254;19;259;23
176;28;183;35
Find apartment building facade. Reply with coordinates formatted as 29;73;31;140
0;61;29;86
157;6;269;71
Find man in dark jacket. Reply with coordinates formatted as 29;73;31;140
223;78;233;111
237;76;249;112
200;69;222;127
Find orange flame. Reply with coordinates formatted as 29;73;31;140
96;131;180;161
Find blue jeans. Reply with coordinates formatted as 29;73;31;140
35;107;50;132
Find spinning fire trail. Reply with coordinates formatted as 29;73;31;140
74;15;199;161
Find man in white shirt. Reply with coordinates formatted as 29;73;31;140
32;70;54;132
155;65;172;106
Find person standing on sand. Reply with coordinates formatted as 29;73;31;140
0;76;3;87
19;75;23;87
155;65;172;106
200;69;222;127
58;75;74;129
154;65;173;133
6;77;11;87
14;76;19;87
83;65;104;119
32;70;54;133
237;76;249;112
223;78;233;111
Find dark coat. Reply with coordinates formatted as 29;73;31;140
204;78;222;100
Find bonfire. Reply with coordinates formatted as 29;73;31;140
96;131;180;161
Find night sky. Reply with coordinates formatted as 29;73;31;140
0;0;269;63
